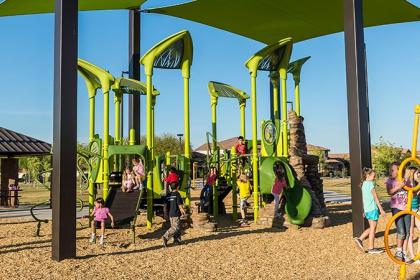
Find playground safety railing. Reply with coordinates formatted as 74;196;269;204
384;104;420;280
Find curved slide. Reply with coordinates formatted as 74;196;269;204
259;157;312;225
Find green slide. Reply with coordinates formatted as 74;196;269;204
259;157;312;225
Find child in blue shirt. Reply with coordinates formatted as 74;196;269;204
354;168;386;254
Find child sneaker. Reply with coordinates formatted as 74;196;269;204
89;235;96;244
353;238;365;253
99;235;104;246
395;250;404;261
367;248;384;254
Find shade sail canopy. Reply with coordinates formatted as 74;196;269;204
0;0;145;17
148;0;420;43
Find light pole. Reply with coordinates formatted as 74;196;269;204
176;133;184;154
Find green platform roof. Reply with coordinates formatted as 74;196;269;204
0;0;145;17
148;0;420;43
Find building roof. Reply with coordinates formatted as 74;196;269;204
329;153;350;160
307;144;330;152
0;127;51;156
195;137;330;153
195;137;238;152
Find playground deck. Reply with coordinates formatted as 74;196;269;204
0;201;418;279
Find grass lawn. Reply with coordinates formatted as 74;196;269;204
16;183;88;205
323;177;390;201
16;177;390;206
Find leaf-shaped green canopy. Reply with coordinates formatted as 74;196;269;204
0;0;145;17
147;0;420;43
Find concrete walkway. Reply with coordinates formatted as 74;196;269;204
0;205;88;220
324;191;351;203
0;191;351;220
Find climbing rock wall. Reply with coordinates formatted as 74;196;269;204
288;111;327;217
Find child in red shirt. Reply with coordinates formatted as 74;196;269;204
165;167;180;194
235;136;246;155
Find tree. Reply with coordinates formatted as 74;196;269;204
372;137;410;176
19;155;51;184
309;149;327;173
140;133;188;156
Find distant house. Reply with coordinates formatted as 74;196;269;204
195;138;332;158
194;137;239;154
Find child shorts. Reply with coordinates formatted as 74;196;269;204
364;209;379;221
240;198;249;211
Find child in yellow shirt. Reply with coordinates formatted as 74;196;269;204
237;171;251;226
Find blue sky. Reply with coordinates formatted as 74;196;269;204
0;2;419;153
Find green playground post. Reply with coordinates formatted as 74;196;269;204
280;77;288;157
294;83;300;116
89;98;95;142
270;74;280;120
129;128;135;145
239;100;246;138
114;94;122;171
250;74;259;222
183;74;192;207
102;85;110;200
151;96;156;161
145;73;154;229
114;94;121;145
88;90;95;218
210;96;218;153
210;95;218;217
231;146;238;220
287;56;310;117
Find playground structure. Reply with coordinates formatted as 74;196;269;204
69;30;194;240
77;58;157;240
384;104;420;280
206;81;249;219
1;0;419;262
287;56;311;117
205;38;313;226
247;40;312;225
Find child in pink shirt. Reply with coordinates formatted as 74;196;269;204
272;165;287;218
386;162;410;261
90;198;114;246
122;167;135;192
132;158;145;189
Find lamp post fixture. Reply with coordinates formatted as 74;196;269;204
176;133;184;154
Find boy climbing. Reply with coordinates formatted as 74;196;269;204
235;136;247;167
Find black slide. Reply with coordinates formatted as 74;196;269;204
105;187;142;227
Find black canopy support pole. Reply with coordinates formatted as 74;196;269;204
343;0;372;237
52;0;78;261
129;9;141;144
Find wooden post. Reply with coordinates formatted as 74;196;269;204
0;158;19;207
52;0;78;261
343;0;372;237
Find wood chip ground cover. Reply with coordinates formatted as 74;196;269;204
1;202;419;279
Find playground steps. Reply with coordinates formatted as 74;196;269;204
190;205;217;232
105;187;141;227
256;203;285;228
